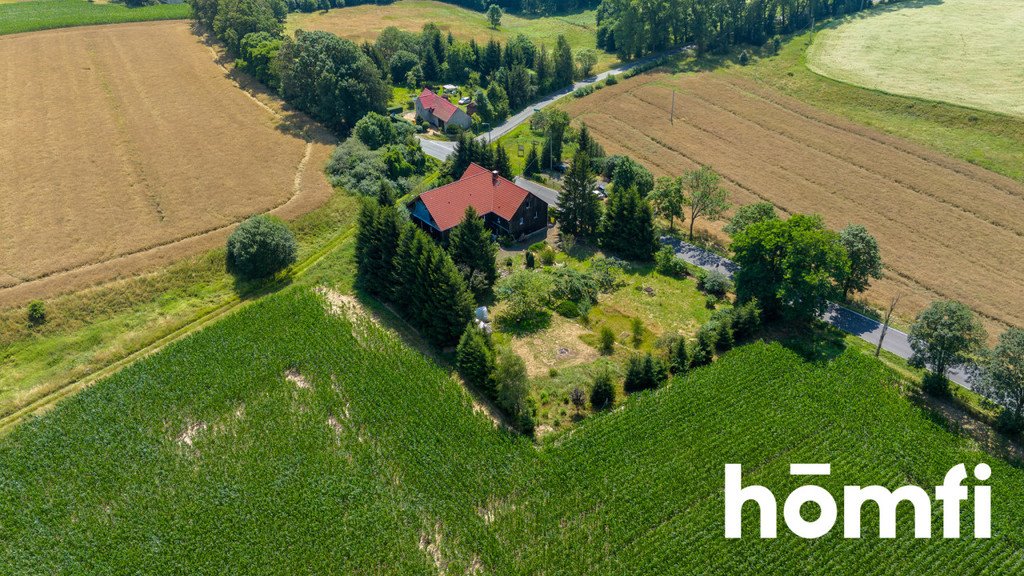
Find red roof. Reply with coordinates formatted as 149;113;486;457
417;88;460;123
417;163;533;231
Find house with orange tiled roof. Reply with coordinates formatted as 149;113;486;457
407;163;549;240
415;88;472;131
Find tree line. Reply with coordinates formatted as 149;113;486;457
595;0;911;58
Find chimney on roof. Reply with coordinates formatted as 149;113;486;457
492;170;499;185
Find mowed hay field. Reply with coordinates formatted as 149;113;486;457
0;21;334;305
287;0;618;70
562;73;1024;330
808;0;1024;118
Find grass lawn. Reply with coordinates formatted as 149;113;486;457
734;31;1024;183
287;0;618;72
807;0;1024;118
0;0;189;36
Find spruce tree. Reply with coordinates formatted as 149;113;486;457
553;35;574;87
456;324;496;395
424;249;475;346
449;206;499;298
451;131;473;178
598;185;657;261
524;144;540;177
392;226;431;321
494;145;513;179
556;150;601;238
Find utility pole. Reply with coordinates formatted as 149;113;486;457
875;294;901;358
670;90;675;124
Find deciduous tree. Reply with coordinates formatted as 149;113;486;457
909;300;986;394
684;166;730;241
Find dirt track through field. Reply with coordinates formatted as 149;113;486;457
0;21;335;306
563;73;1024;330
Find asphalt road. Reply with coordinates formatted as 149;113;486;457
660;236;975;390
417;47;689;161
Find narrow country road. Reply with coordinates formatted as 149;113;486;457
660;236;975;390
417;47;690;161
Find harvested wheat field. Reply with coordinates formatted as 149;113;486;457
563;73;1024;331
0;21;334;306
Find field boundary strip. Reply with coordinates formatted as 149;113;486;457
0;224;357;435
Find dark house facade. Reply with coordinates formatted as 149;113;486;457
407;163;549;240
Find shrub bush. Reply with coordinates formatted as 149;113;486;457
604;74;618;86
539;247;556;266
554;300;580;318
590;370;615;410
631;317;644;348
27;301;46;326
698;270;731;298
598;325;616;355
572;85;595;98
226;215;298;280
525;251;535;269
551;268;598;306
654;246;687;278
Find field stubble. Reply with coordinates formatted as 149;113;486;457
562;73;1024;331
0;21;334;306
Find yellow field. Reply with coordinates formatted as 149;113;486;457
563;72;1024;331
0;21;334;305
287;0;618;71
808;0;1024;117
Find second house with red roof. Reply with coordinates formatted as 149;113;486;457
415;88;473;131
407;163;550;241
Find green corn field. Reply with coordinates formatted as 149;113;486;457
0;287;1020;574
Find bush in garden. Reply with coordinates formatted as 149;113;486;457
554;300;580;318
570;386;586;413
698;270;731;298
550;267;598;306
494;270;554;330
590;256;626;292
226;215;297;280
598;325;616;355
655;246;687;278
525;251;535;269
590;370;615;410
539;247;556;266
631;317;644;348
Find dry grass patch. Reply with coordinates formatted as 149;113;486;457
505;314;598;378
0;21;334;305
562;72;1024;332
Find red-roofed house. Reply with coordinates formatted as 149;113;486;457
415;88;472;131
408;163;549;240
